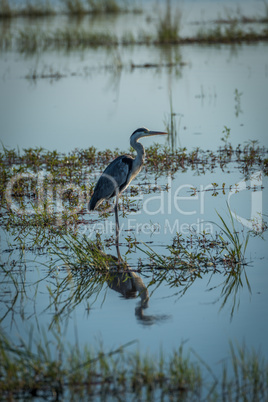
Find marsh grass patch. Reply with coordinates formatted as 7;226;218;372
1;20;268;54
0;329;267;400
0;138;267;231
0;0;137;19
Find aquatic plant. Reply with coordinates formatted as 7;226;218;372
213;4;268;25
0;138;267;232
1;14;268;54
195;22;268;44
87;0;122;14
0;0;12;18
48;231;122;270
0;330;267;400
135;212;249;274
15;26;118;54
63;0;87;15
164;93;182;151
156;0;181;43
215;203;250;265
0;0;55;18
20;0;55;18
0;0;135;18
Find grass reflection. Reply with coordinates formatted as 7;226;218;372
0;325;267;400
46;232;172;327
0;201;266;398
40;201;254;327
0;180;263;326
217;263;251;319
0;206;251;328
1;16;268;55
0;0;137;19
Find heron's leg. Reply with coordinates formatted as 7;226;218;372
114;195;122;261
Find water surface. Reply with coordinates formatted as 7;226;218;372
0;0;268;394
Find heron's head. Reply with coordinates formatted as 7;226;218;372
130;127;168;145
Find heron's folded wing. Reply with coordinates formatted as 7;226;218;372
102;156;132;195
91;156;131;208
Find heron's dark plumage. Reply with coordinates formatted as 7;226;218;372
88;155;133;211
132;127;148;135
88;127;167;261
89;127;167;215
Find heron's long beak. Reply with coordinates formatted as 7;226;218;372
147;130;168;136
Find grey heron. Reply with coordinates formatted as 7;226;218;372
88;127;168;260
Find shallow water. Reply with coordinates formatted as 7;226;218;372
1;43;268;152
1;167;267;379
0;0;268;395
0;2;268;152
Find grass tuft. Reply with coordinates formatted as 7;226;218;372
0;331;268;400
0;0;134;18
21;0;55;18
49;231;122;271
0;0;12;18
88;0;121;14
15;27;118;53
215;203;250;265
195;22;268;44
62;0;87;15
1;17;268;53
156;0;181;43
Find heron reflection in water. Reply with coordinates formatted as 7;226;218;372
88;128;168;259
107;261;170;325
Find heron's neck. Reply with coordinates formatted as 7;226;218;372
131;139;145;169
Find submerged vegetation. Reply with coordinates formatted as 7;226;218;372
0;0;137;18
0;135;267;231
1;3;268;399
0;134;267;398
0;136;264;322
1;1;268;54
16;27;119;52
156;0;181;43
0;0;55;18
195;24;268;45
0;135;267;174
210;4;268;25
0;210;266;397
1;24;268;54
1;331;267;400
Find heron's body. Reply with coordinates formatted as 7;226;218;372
89;154;135;210
88;127;168;259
